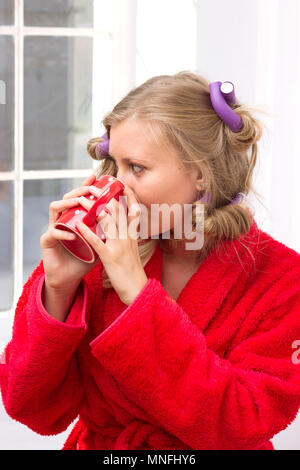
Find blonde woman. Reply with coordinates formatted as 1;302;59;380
1;72;300;450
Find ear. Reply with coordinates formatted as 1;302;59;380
194;168;205;190
196;179;206;191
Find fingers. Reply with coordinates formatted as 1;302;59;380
82;173;96;186
62;173;96;200
62;183;106;201
78;196;111;222
49;198;80;227
88;185;102;196
42;226;77;245
62;186;93;200
89;185;127;216
50;227;77;240
123;187;141;224
78;196;93;211
88;186;116;218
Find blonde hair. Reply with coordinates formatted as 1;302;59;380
87;71;267;288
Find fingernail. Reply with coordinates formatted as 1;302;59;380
100;209;110;217
67;232;77;239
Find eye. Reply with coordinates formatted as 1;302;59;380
130;163;144;176
106;156;144;176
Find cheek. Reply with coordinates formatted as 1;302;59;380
172;175;199;205
133;184;161;207
132;173;197;232
140;171;197;203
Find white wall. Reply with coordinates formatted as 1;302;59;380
196;0;300;255
195;0;300;449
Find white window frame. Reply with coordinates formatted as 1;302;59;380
0;0;137;317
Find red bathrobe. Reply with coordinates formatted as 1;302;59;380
1;215;300;450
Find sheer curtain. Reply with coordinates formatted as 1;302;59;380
195;0;300;450
137;0;300;252
196;0;300;254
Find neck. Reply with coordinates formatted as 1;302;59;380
158;238;200;266
158;233;217;266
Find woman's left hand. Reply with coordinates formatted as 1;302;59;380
75;184;148;306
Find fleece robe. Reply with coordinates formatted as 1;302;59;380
1;215;300;450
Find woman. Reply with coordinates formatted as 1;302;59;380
1;71;300;450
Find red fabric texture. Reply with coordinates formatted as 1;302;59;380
1;214;300;450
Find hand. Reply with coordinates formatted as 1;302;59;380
75;184;148;305
40;174;102;291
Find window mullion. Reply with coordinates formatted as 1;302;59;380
22;169;94;180
22;27;111;37
0;26;17;35
13;0;24;309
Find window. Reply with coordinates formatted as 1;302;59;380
0;0;121;314
0;0;195;316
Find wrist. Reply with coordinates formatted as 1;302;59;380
44;276;81;295
122;273;148;306
42;279;81;322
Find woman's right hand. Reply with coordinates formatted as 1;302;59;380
40;174;101;291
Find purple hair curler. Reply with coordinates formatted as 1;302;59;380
95;132;110;158
199;192;213;204
199;191;246;206
228;192;245;205
209;81;243;132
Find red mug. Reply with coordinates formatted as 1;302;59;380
54;175;126;263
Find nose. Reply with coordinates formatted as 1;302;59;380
116;169;128;187
117;173;124;183
116;173;126;187
116;172;135;197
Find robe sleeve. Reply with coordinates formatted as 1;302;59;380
0;262;89;435
89;270;300;450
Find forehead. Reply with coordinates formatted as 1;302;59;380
109;119;175;163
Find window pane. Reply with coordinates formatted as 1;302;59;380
0;36;14;172
23;177;88;282
24;0;93;28
0;181;14;311
24;36;93;170
0;0;14;25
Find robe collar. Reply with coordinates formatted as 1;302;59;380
142;215;261;331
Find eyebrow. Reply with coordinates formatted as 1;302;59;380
108;153;149;165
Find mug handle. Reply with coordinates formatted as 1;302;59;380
82;180;125;227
